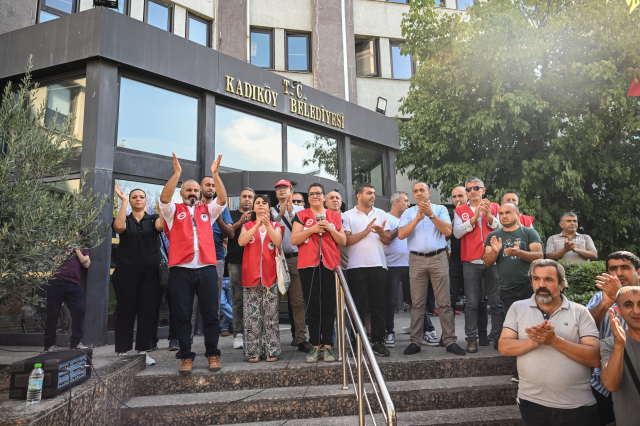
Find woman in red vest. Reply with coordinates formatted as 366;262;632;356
291;183;347;363
238;195;284;362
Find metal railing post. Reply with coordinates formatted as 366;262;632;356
335;273;342;361
357;334;364;426
341;287;348;389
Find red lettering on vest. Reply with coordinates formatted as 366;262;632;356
296;209;342;270
166;204;217;267
241;221;284;288
454;202;499;262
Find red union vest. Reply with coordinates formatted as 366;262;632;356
296;209;342;271
165;203;217;267
241;221;284;288
454;202;499;262
520;214;535;228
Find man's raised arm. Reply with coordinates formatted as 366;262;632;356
161;152;182;204
210;155;227;206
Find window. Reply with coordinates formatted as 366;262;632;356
351;144;384;195
116;0;129;14
287;127;338;180
387;0;410;3
187;13;210;47
286;32;311;72
250;28;273;69
29;76;86;147
355;38;379;77
38;0;76;22
390;42;414;79
145;0;172;32
215;105;282;172
117;77;198;160
457;0;476;10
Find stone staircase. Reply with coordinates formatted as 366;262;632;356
118;348;521;426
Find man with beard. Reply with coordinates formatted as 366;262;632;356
226;187;255;349
326;191;348;270
546;212;598;264
499;259;601;426
160;153;227;374
586;251;640;426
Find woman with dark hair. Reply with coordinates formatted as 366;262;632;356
238;195;284;362
112;186;164;365
291;183;347;363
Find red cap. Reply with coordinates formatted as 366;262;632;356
274;179;293;188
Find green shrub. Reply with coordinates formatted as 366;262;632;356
559;260;606;305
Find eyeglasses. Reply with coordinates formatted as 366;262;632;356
465;186;484;192
308;192;324;198
292;199;305;204
275;185;290;190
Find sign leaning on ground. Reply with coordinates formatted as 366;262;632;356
224;76;345;130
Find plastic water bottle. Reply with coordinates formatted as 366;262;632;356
26;363;44;405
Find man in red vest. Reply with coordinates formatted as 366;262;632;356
453;177;504;353
159;153;227;375
501;190;535;228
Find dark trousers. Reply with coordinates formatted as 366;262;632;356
347;267;387;343
518;398;599;426
169;265;220;360
112;270;162;353
300;265;336;346
450;260;488;337
463;262;503;340
385;266;409;334
423;311;435;332
151;288;176;346
592;387;615;426
500;280;534;318
44;279;85;348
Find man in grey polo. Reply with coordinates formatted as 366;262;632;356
546;212;598;264
499;259;601;426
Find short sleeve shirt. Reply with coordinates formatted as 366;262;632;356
546;232;597;264
342;206;390;269
399;204;450;253
52;249;90;284
212;207;233;261
601;334;640;426
226;210;248;265
384;213;409;267
503;294;600;409
484;226;542;290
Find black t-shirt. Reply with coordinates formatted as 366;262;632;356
225;210;247;265
112;213;161;273
448;210;461;263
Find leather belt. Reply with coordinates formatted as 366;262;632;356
284;252;298;259
410;248;447;258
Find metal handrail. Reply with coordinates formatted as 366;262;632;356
334;267;397;426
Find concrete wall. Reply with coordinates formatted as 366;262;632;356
217;0;247;60
356;77;409;119
0;0;37;35
250;0;312;32
173;0;214;19
353;0;406;39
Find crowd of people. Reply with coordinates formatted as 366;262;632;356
42;157;640;426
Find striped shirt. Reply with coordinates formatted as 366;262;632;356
586;291;628;396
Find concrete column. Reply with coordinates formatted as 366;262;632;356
174;5;187;38
202;93;216;177
274;28;285;71
80;60;119;346
217;0;247;61
0;0;36;35
341;136;354;208
379;37;391;79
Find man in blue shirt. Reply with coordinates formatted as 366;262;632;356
398;182;465;356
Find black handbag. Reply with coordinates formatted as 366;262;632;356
159;236;169;289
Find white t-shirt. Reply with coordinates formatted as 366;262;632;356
159;199;226;269
384;213;409;267
342;206;390;269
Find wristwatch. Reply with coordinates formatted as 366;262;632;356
429;213;436;220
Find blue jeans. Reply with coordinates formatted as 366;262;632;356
220;277;233;331
169;265;220;360
463;262;503;340
44;279;85;348
423;311;435;333
385;266;409;334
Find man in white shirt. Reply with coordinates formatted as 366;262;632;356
159;153;227;375
271;179;313;353
342;182;391;357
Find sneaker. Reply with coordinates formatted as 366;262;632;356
306;347;319;363
454;310;462;315
433;309;440;316
139;351;155;366
446;343;466;356
168;339;179;351
323;347;336;362
234;334;243;349
402;326;411;334
372;341;390;357
384;333;396;348
44;345;59;352
118;352;128;356
422;333;439;346
511;374;519;383
404;343;421;355
70;342;89;350
428;331;437;340
221;330;230;337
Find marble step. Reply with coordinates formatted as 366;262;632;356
209;405;522;426
120;375;518;426
134;354;516;396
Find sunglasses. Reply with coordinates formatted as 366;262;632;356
292;199;305;204
275;185;290;190
465;186;484;192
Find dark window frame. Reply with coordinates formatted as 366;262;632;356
186;11;211;48
144;0;173;32
38;0;78;23
116;0;130;15
389;41;416;79
355;37;380;78
386;0;410;3
250;27;274;70
350;141;386;196
285;31;311;73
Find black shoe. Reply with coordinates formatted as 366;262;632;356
372;341;390;357
479;335;490;346
446;343;466;356
168;339;179;351
511;373;519;383
494;339;500;351
291;338;296;347
404;343;421;355
148;344;158;352
298;341;313;353
438;337;445;347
